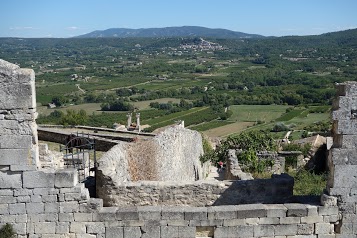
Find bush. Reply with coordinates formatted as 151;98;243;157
0;223;16;238
292;169;327;195
282;143;311;157
237;149;274;174
200;136;215;163
272;122;289;132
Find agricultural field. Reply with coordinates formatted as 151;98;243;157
37;103;103;116
229;105;290;123
201;122;255;138
132;98;181;110
1;31;352;139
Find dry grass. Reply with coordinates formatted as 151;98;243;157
202;121;255;138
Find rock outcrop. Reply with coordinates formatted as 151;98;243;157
97;125;204;188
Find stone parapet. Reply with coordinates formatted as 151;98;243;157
97;173;294;207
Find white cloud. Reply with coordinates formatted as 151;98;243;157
66;26;80;31
9;26;38;30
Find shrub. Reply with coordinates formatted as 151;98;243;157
282;143;311;157
292;169;327;195
237;149;274;174
0;223;16;238
200;136;215;163
272;122;289;132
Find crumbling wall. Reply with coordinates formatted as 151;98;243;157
327;81;357;235
225;149;285;180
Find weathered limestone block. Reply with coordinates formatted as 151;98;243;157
23;171;55;188
236;204;267;219
0;135;32;149
56;222;70;234
0;59;36;109
123;227;141;238
106;227;124;238
0;171;22;188
85;222;105;234
93;207;118;222
330;165;357;188
116;207;139;220
55;169;78;188
215;226;254;238
254;225;275;237
184;207;207;220
26;202;45;214
0;149;33;166
140;226;160;238
207;206;238;220
334;119;357;135
160;226;179;238
0;82;36;109
138;206;162;220
70;222;86;233
321;194;338;207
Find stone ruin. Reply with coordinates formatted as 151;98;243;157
327;81;357;234
0;58;356;237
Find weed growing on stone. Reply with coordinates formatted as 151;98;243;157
0;223;15;238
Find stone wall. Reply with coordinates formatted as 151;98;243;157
327;81;357;235
97;174;294;207
225;149;285;180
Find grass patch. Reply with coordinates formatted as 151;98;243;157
289;169;327;195
229;105;289;122
189;120;233;131
275;109;305;122
142;107;205;126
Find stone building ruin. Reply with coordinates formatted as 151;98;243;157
0;59;356;237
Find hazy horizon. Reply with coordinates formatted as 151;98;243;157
1;0;357;38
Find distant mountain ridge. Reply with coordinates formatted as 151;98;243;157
75;26;264;39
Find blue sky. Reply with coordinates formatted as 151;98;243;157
1;0;357;38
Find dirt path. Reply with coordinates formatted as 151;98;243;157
205;165;224;181
75;84;85;93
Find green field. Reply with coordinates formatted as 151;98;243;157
37;101;330;139
229;105;290;122
215;105;330;138
37;103;104;116
132;98;181;110
189;120;233;131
